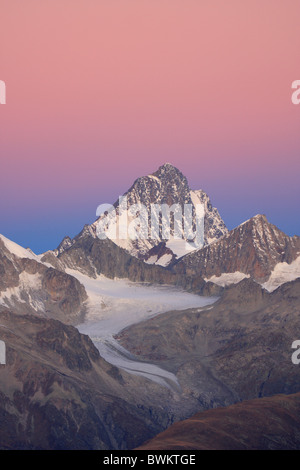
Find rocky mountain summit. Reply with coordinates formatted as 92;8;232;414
54;163;228;267
173;213;300;284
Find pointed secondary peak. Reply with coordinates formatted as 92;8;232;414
239;214;268;228
236;214;292;241
249;214;269;227
56;235;73;252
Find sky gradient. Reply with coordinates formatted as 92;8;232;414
1;0;300;253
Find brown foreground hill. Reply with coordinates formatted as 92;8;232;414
137;392;300;450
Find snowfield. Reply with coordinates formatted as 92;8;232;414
68;269;217;389
262;255;300;292
0;234;39;261
204;271;250;287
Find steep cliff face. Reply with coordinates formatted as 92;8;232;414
0;250;20;292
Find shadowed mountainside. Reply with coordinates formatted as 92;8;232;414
0;307;176;450
117;278;300;414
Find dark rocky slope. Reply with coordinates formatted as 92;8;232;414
0;307;174;450
117;278;300;414
50;232;221;296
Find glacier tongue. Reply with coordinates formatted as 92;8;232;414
70;269;217;388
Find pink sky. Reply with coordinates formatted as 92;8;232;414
1;1;300;252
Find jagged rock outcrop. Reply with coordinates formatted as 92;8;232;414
173;214;300;282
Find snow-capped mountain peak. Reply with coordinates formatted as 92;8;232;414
89;164;228;265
